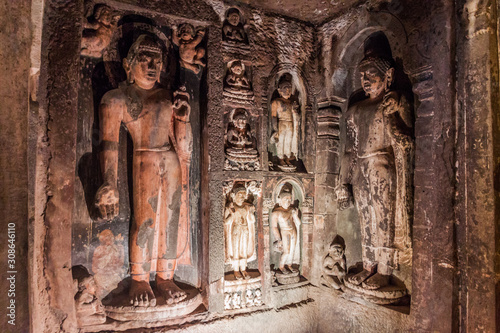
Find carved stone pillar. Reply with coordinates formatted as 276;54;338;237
456;0;500;331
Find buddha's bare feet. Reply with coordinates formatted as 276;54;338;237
362;273;389;290
286;265;298;273
279;266;289;275
156;277;187;305
241;270;250;280
234;270;243;280
129;280;156;307
347;269;372;286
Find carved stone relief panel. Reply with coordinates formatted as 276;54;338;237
223;60;255;105
269;181;303;285
336;31;414;305
224;108;260;171
81;4;121;58
268;73;305;172
172;23;206;74
222;7;249;45
73;10;206;328
223;181;263;310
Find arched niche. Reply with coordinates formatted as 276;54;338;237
330;10;408;100
269;177;306;273
266;63;311;172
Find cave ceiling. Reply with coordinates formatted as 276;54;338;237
232;0;370;24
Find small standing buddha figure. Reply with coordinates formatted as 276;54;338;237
270;74;300;172
271;185;301;281
224;184;256;280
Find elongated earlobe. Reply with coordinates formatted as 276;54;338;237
384;67;395;92
123;58;134;84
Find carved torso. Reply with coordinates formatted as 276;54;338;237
273;207;297;231
102;84;174;151
350;96;391;158
273;98;295;122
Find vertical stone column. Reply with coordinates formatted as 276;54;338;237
313;99;342;284
205;24;225;313
0;0;31;331
456;0;500;331
30;1;83;332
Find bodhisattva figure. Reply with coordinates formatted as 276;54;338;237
81;4;121;58
320;239;346;290
222;8;247;43
271;187;301;276
336;36;413;291
270;75;300;172
224;108;259;170
172;23;206;74
224;185;256;280
95;34;193;307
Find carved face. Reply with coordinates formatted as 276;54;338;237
329;244;344;259
180;24;195;40
129;50;162;90
278;82;292;99
228;12;241;26
359;64;386;98
85;278;97;295
233;114;247;129
233;190;247;206
99;8;112;25
99;229;115;246
231;63;244;75
279;194;292;210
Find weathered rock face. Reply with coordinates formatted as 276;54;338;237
1;0;498;332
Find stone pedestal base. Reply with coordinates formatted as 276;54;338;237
275;271;300;285
224;270;263;310
223;89;254;105
277;164;297;172
224;154;260;171
343;274;407;305
103;285;202;322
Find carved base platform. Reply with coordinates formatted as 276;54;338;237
225;155;260;170
222;41;251;54
343;274;407;305
224;270;263;310
277;164;297;172
223;89;255;105
275;270;300;285
103;284;202;322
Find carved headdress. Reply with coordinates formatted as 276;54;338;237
125;34;162;63
358;31;394;75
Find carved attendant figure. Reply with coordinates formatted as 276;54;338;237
270;75;300;171
95;34;192;306
320;240;346;290
224;185;256;280
92;229;125;299
172;23;206;74
271;187;301;274
336;35;413;291
81;4;121;58
73;266;106;327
